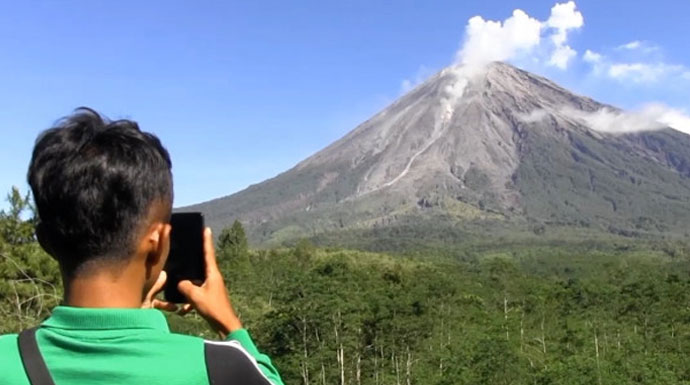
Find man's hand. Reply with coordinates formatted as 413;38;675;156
141;270;179;312
178;227;243;339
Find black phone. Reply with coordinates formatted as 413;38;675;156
163;212;206;303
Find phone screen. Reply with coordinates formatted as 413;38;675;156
164;212;205;303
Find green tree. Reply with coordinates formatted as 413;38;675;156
293;238;315;263
0;187;35;245
0;187;61;333
218;220;248;259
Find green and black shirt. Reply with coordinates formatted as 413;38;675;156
0;306;284;385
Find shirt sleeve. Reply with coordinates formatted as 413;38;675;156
226;329;285;385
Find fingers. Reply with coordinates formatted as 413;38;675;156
145;270;167;303
152;299;179;312
178;279;199;302
177;303;193;316
203;227;220;276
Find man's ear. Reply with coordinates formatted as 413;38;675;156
146;223;171;268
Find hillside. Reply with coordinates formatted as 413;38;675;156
186;62;690;246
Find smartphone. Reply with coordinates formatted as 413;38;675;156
163;212;206;303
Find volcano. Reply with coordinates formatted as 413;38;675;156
186;62;690;246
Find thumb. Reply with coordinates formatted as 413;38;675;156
145;270;167;304
178;280;199;302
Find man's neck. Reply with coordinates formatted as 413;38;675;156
64;268;145;308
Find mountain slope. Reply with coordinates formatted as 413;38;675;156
185;62;690;245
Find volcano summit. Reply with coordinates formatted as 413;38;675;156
186;62;690;246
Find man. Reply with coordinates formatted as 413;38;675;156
0;108;284;385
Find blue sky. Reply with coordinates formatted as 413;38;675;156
1;0;689;209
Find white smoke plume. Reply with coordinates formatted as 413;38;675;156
455;1;583;70
402;1;690;138
400;65;435;94
456;9;542;68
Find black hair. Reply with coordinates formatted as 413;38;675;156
28;107;173;277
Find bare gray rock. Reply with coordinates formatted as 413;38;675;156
184;62;690;245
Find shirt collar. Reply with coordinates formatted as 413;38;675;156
42;306;170;332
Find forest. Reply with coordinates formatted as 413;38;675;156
1;187;689;385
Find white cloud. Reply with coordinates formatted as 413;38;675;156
565;107;663;133
618;41;641;50
608;63;654;81
615;40;659;54
608;62;685;83
546;1;584;46
583;49;602;64
582;37;687;84
518;109;549;123
549;45;577;69
439;1;690;139
433;1;690;134
650;104;690;134
446;0;688;88
582;46;690;84
456;9;542;67
563;104;690;135
583;49;606;74
545;1;583;69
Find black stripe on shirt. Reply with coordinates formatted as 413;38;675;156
204;341;272;385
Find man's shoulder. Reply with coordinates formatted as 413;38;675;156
203;338;253;359
164;331;207;344
160;334;273;385
203;339;273;385
0;333;29;384
0;332;19;351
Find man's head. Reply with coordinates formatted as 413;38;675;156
28;107;173;286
